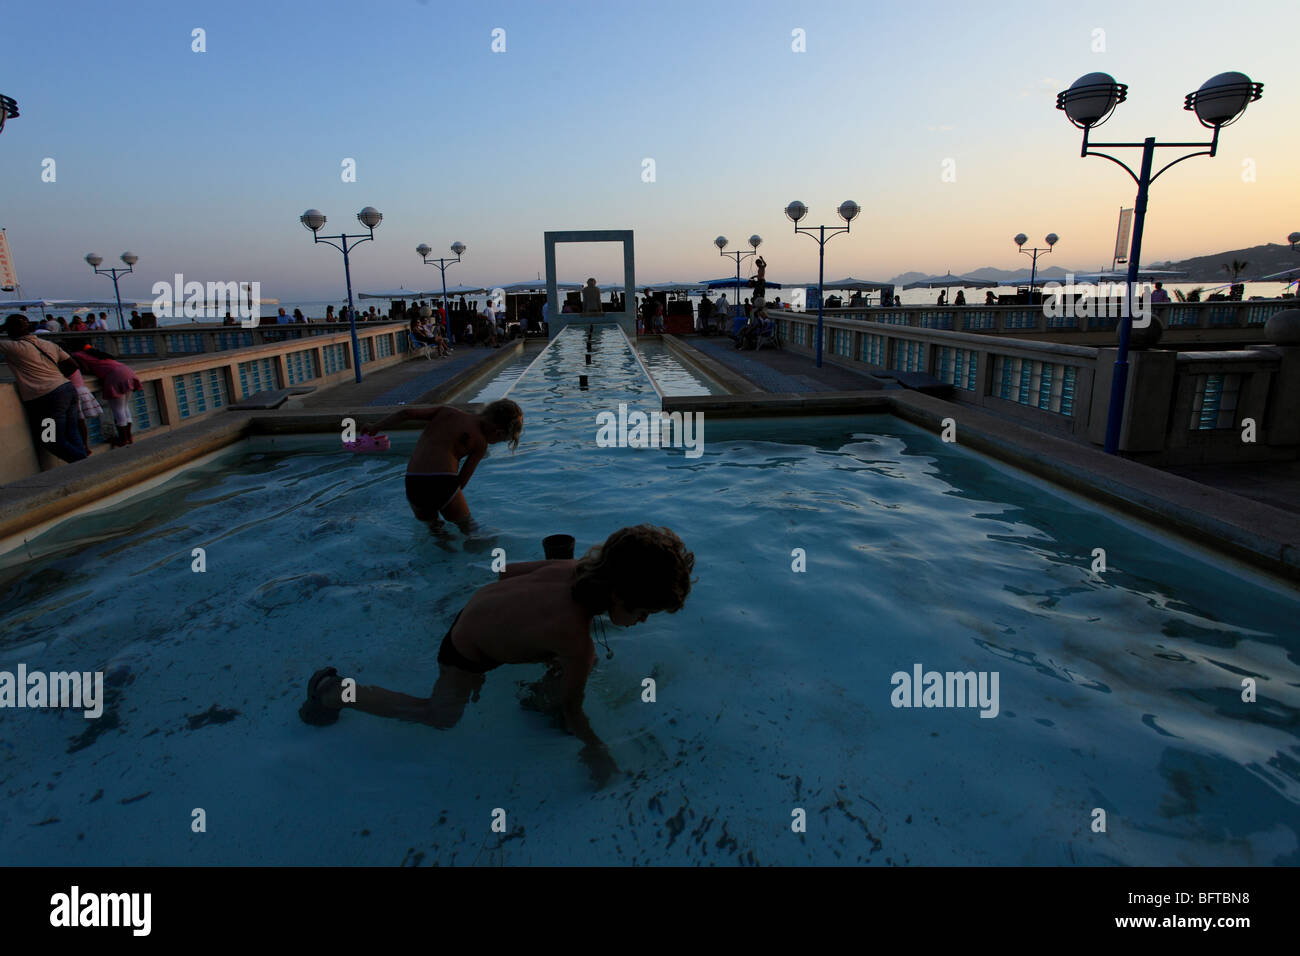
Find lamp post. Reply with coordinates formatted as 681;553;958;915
300;206;382;384
0;94;17;136
1057;70;1262;455
715;234;761;325
785;199;859;368
416;241;466;339
85;252;139;330
1014;232;1059;303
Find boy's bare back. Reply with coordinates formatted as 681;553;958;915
408;406;487;474
451;561;593;668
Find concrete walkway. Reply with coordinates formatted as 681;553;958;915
296;343;523;409
685;335;886;392
1166;460;1300;517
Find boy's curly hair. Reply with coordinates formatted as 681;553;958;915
481;398;524;451
572;525;694;615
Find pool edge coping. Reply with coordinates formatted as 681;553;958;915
2;370;1295;582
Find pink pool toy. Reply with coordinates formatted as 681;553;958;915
344;433;390;453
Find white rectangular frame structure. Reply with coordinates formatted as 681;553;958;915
544;229;636;338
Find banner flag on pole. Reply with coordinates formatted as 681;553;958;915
1113;208;1134;264
0;228;18;291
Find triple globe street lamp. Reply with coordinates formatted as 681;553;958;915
786;199;860;368
84;251;139;330
300;206;383;384
1056;69;1262;455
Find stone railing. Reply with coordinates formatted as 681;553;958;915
800;298;1297;343
775;311;1300;465
28;320;409;360
1;324;420;481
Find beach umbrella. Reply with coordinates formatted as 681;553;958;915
646;281;707;292
699;277;784;290
820;278;895;291
427;283;489;296
357;287;427;299
902;272;997;290
499;280;582;293
1069;269;1188;283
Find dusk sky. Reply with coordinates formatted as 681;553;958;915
1;0;1295;301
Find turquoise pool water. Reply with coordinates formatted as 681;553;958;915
459;337;721;405
1;325;1297;865
634;341;726;396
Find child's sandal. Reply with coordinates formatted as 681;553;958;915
299;667;343;726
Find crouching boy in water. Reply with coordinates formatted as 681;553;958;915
361;398;523;536
299;526;694;786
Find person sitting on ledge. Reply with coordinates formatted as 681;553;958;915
298;525;694;788
985;291;996;305
954;290;966;305
752;256;767;302
410;311;449;357
581;278;603;315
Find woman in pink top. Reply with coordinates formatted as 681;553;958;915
68;343;143;446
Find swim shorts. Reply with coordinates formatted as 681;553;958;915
437;610;499;674
405;472;460;515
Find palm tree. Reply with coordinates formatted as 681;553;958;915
1222;259;1249;281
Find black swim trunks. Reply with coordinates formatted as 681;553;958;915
437;610;499;674
405;472;460;516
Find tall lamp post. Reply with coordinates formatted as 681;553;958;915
715;234;762;321
785;199;859;368
1014;232;1059;303
85;252;139;330
1057;71;1262;454
416;241;466;338
300;206;383;384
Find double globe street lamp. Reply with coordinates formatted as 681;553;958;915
714;234;762;328
1014;232;1059;303
85;251;139;330
1056;70;1262;455
300;206;382;384
416;241;466;339
786;199;859;368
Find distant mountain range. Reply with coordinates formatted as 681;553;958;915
887;242;1297;285
886;266;1077;286
1144;243;1297;281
